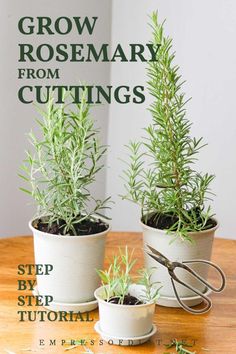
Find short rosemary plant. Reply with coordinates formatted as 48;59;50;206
97;247;161;304
122;12;215;241
19;89;110;235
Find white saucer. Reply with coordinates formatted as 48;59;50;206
157;288;212;308
32;286;98;313
94;321;157;346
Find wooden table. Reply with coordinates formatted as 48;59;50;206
0;233;235;353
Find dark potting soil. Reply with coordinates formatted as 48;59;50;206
108;294;143;306
143;209;217;231
33;217;108;236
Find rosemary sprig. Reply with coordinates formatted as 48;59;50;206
164;339;196;354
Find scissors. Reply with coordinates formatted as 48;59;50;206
145;244;226;314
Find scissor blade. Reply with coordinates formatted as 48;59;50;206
145;244;169;261
145;251;169;268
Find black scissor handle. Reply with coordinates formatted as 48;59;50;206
181;259;226;292
170;277;212;314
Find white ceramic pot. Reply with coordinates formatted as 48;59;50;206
141;220;218;302
29;218;110;304
94;284;155;338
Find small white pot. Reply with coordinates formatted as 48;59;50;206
94;284;155;338
29;218;110;304
141;219;218;301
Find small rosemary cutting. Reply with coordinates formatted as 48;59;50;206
164;339;196;354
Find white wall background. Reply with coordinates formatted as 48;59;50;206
107;0;236;239
1;0;236;239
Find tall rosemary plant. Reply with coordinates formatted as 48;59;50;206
123;12;215;240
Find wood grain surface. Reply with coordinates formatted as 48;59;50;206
0;233;235;354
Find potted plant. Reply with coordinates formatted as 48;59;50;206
94;247;160;345
19;89;111;311
122;12;218;307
